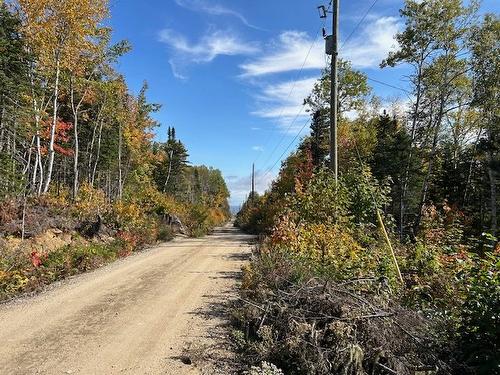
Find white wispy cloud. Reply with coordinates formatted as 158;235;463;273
174;0;262;30
252;145;264;152
341;17;400;68
160;29;259;63
240;16;400;78
160;28;259;78
251;77;318;133
241;16;400;132
240;31;325;77
168;59;188;80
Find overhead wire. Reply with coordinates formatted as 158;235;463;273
253;2;332;175
338;0;411;96
257;9;334;182
263;118;312;177
252;28;321;166
367;77;411;94
339;0;381;50
258;104;307;174
258;0;408;185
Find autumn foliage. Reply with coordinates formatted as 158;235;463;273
0;1;231;303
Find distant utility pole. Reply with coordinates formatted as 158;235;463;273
319;0;339;182
251;163;255;203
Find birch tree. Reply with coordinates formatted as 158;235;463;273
382;0;479;235
16;0;108;194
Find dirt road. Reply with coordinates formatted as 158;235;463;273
0;225;253;375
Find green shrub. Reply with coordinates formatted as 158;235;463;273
185;203;210;237
157;225;174;242
458;251;500;373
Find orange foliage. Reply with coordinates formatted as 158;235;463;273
30;251;42;268
41;119;73;156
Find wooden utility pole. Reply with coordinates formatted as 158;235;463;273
251;163;255;203
330;0;339;181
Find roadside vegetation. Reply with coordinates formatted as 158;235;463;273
0;1;230;301
235;1;499;374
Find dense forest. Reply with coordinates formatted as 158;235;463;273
0;1;230;300
236;1;499;374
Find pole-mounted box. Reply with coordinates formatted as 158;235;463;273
325;35;334;55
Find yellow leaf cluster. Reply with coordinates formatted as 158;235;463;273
73;182;110;220
17;0;108;72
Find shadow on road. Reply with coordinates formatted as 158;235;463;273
167;226;253;373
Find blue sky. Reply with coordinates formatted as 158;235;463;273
108;0;498;206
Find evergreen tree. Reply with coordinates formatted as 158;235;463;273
154;126;189;197
309;109;329;168
0;4;29;196
370;111;417;237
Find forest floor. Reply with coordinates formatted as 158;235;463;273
0;224;253;375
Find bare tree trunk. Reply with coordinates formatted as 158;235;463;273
118;122;123;200
413;96;445;235
23;136;34;177
400;62;423;240
412;43;459;235
35;132;43;195
26;50;47;195
463;128;483;204
0;99;5;152
43;57;61;194
70;73;94;196
91;118;104;187
488;162;497;236
87;123;96;183
88;101;105;183
28;76;44;195
163;150;174;192
70;77;80;199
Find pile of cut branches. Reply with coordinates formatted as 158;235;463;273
235;277;459;375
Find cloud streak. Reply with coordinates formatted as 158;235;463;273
342;17;400;68
160;28;259;78
251;77;317;133
174;0;263;30
240;31;325;77
240;16;400;78
241;16;400;132
160;29;259;63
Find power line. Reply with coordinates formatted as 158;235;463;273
258;75;410;184
340;0;380;50
258;104;307;172
257;0;410;188
253;3;332;166
252;27;322;166
262;118;311;178
257;5;334;184
337;0;410;96
367;77;411;94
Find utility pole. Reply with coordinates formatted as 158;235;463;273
330;0;339;181
320;1;339;181
251;163;255;203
